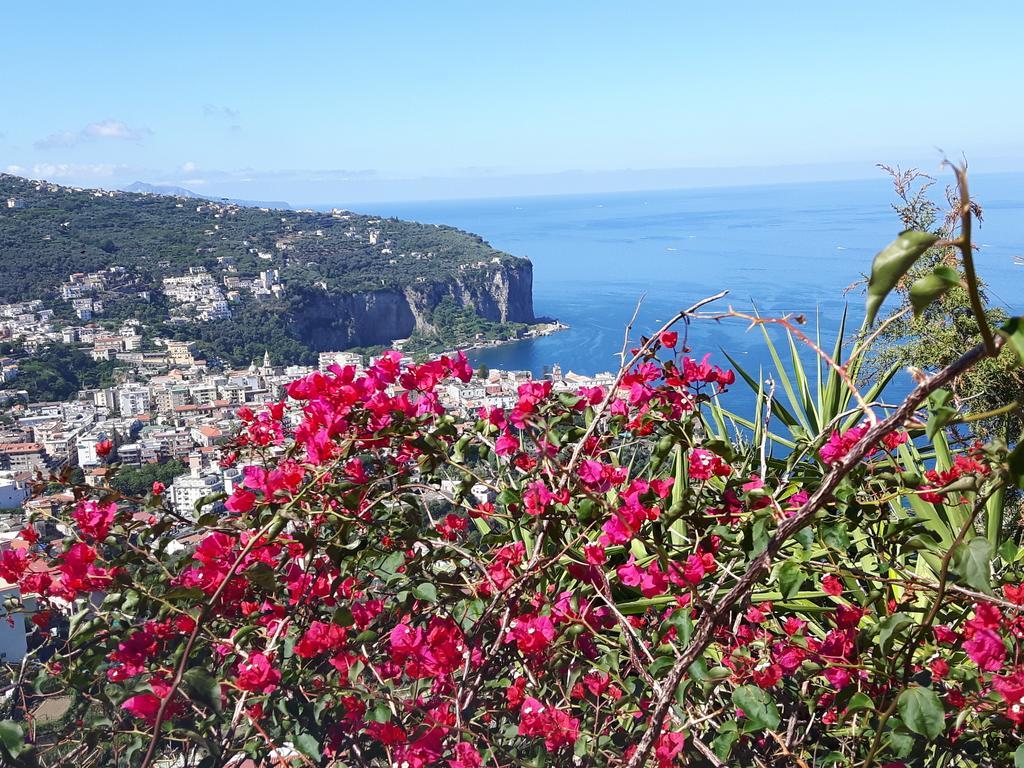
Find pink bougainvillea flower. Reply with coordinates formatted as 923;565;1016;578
518;697;580;752
880;430;909;450
494;432;520;456
964;627;1007;671
448;743;483;768
994;669;1024;724
235;653;281;693
819;426;867;465
933;624;959;644
821;575;843;597
833;604;866;630
225;488;257;514
689;448;731;480
583;544;607;566
506;613;556;655
72;500;118;542
617;556;668;597
654;731;686;768
1004;584;1024;605
121;693;161;723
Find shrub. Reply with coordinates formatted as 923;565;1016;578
0;167;1021;768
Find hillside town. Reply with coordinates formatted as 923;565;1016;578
0;313;616;664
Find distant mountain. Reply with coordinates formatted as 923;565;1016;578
121;181;291;210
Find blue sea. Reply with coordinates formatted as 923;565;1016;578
348;174;1024;396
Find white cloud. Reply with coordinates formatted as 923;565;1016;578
5;165;26;174
180;161;200;174
24;163;128;179
35;120;151;150
202;104;240;120
83;119;148;141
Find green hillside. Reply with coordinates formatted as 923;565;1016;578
0;173;523;302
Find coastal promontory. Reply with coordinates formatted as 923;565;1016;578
0;173;537;365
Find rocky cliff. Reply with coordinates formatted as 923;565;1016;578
289;260;535;350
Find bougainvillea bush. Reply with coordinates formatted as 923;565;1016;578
2;168;1024;767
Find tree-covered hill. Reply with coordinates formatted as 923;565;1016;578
0;174;537;364
0;173;525;302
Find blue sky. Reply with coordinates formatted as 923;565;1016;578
2;2;1022;203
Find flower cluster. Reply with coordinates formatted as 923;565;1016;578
3;341;1020;768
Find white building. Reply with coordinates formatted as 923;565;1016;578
170;454;223;518
77;432;110;468
0;472;29;510
318;351;364;372
117;385;151;417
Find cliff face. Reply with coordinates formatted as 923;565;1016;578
290;260;535;350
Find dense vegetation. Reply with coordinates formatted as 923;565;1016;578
872;165;1024;438
11;343;121;401
164;300;319;368
407;296;528;353
0;173;524;302
2;167;1023;768
108;460;186;497
0;174;535;362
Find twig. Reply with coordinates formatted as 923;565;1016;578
945;161;997;357
847;305;912;366
760;375;775;479
618;294;647;369
560;290;729;489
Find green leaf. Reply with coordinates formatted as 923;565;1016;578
293;732;321;761
245;562;277;591
412;582;438;602
183;667;222;713
1000;538;1020;563
821;523;851;551
496;488;521;506
1014;743;1024;768
0;720;24;758
193;491;227;514
909;265;960;317
332;607;354;627
887;723;916;757
378;550;405;580
897;685;945;740
865;230;939;326
876;612;913;656
1008;439;1024;490
732;684;781;732
845;692;875;714
953;536;993;594
776;559;805;599
926;389;958;440
999;316;1024;365
711;720;739;759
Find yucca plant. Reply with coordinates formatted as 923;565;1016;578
705;295;1019;691
712;308;898;450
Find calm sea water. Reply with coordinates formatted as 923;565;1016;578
348;174;1024;399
